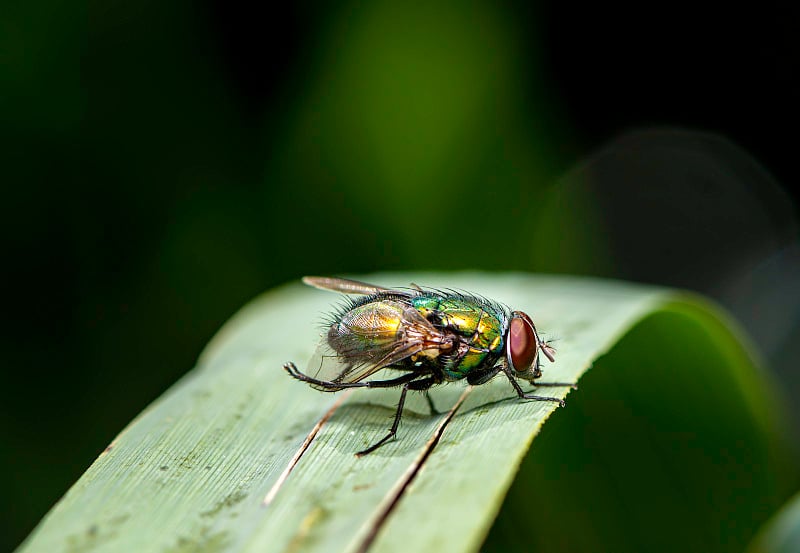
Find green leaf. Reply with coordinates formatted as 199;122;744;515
18;273;798;553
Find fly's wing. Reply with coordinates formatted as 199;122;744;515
305;300;446;390
302;276;410;296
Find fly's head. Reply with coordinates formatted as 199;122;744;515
506;311;556;381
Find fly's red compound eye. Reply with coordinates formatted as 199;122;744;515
508;313;538;373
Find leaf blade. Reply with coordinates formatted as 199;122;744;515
17;273;798;553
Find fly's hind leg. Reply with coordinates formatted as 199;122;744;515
356;376;436;457
283;362;419;390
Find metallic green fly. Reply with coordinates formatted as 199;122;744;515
284;276;572;456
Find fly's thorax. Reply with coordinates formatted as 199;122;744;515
411;294;507;380
412;296;506;349
442;346;502;381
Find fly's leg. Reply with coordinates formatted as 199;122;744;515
466;365;501;386
355;384;409;457
499;361;565;407
285;361;440;455
356;377;436;457
283;362;420;390
423;390;440;415
531;356;577;389
532;381;578;389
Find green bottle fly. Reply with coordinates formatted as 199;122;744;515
284;276;570;456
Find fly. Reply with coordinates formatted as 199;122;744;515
284;276;572;456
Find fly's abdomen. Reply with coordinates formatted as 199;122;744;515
328;300;405;351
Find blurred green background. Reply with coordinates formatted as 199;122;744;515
2;0;798;550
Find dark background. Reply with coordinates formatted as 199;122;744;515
3;1;798;550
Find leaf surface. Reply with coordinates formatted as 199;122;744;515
18;273;798;553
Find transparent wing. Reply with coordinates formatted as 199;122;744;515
304;339;425;391
304;300;448;390
302;276;410;296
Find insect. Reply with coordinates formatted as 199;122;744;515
284;276;571;456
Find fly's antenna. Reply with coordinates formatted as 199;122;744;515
539;339;557;363
539;343;556;363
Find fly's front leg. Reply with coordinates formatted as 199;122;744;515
498;360;566;407
531;356;577;389
466;365;501;386
532;381;578;389
356;377;436;457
